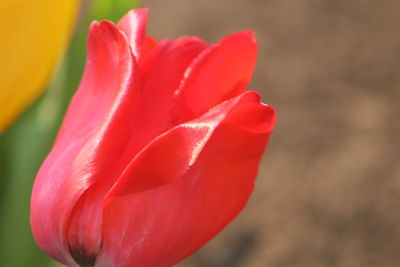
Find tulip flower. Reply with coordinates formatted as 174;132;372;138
0;0;78;132
30;9;276;267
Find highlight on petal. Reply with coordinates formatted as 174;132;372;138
0;0;79;132
30;8;277;267
124;36;208;156
30;20;138;265
97;92;275;266
117;8;148;59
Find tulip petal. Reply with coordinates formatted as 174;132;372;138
98;92;275;266
0;0;78;132
117;8;149;60
122;37;208;157
31;20;137;265
173;31;258;123
140;36;158;62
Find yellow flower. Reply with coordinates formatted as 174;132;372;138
0;0;79;132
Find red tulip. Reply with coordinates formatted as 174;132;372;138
30;9;276;267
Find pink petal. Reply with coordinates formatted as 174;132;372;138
139;36;158;63
117;8;148;60
97;92;276;266
120;37;208;158
30;20;137;265
172;31;258;124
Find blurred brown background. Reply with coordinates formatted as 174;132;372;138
142;0;400;266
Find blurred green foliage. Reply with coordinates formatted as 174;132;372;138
91;0;140;21
0;0;139;266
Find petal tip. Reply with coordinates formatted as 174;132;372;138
118;8;148;25
89;20;120;40
221;30;257;47
241;30;256;40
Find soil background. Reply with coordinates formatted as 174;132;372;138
142;1;400;267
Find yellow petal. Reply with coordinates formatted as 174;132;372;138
0;0;79;132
